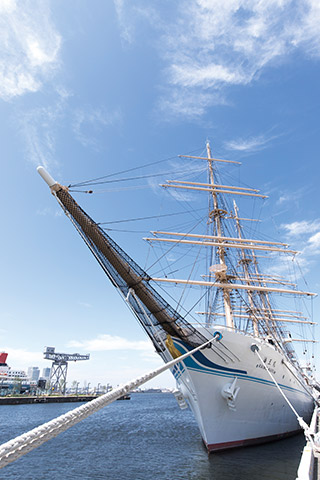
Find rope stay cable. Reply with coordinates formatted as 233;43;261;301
69;156;179;187
0;336;215;470
69;166;206;189
98;208;207;225
69;147;204;188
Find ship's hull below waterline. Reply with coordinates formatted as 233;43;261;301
169;327;314;452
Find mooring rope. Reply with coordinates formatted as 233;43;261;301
252;344;315;447
0;337;214;470
282;358;318;402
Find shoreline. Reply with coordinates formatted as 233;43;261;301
0;395;99;405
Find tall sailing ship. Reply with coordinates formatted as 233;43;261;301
37;143;317;452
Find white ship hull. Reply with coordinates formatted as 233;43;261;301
169;327;314;451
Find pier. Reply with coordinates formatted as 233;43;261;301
296;406;320;480
0;395;98;405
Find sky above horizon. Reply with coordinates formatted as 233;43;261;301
1;0;320;389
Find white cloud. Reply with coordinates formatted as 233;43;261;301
0;0;61;100
161;186;198;203
147;160;206;199
113;0;135;44
113;0;160;45
72;107;122;149
278;219;320;265
158;88;228;120
225;133;279;152
114;0;320;118
308;231;320;249
275;187;308;206
281;220;320;236
166;255;177;263
78;302;92;309
170;63;245;88
3;348;47;371
67;334;153;352
18;88;69;168
263;249;311;282
20;94;121;168
36;207;63;218
161;0;320;117
277;193;294;205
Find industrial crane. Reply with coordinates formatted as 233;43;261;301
43;347;90;394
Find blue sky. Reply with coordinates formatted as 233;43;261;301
1;0;320;388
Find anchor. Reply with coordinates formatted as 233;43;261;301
221;377;240;411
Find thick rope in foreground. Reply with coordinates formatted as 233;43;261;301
0;337;214;469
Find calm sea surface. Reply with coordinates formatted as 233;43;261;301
0;393;305;480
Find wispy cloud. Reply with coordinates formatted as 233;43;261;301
67;334;152;352
275;187;308;206
147;160;206;201
308;231;320;250
78;302;92;309
113;0;135;44
3;348;47;370
72;107;122;149
18;88;69;168
19;93;123;169
36;207;63;218
113;0;160;45
170;63;245;89
280;219;320;267
160;0;320;117
224;133;280;152
114;0;320;119
277;193;295;205
266;253;310;281
0;0;61;100
281;219;320;236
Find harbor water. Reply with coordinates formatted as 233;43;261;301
0;393;305;479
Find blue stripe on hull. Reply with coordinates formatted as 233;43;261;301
172;339;310;398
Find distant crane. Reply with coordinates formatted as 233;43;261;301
43;347;90;394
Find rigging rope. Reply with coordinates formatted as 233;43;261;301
69;155;179;187
99;208;207;226
69;147;204;188
70;167;205;189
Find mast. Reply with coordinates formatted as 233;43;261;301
206;143;234;329
233;201;259;335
